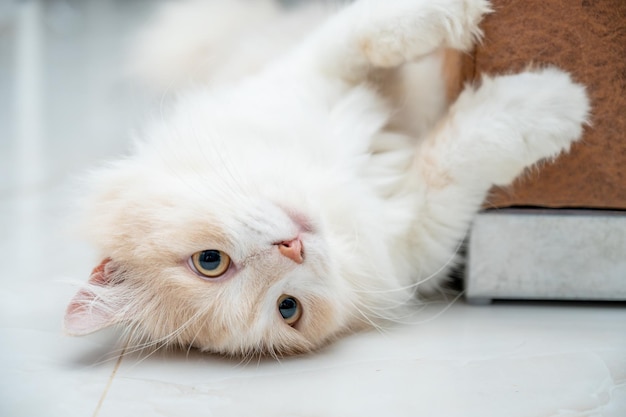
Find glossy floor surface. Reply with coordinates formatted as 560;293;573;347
1;1;625;416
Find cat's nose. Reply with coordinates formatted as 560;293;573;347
277;238;304;264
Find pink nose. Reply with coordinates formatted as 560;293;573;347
277;238;304;264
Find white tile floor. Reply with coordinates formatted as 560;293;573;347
1;1;625;416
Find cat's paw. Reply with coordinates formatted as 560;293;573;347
525;68;589;150
452;67;590;185
493;68;590;172
358;0;492;67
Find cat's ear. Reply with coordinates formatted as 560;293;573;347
64;258;125;336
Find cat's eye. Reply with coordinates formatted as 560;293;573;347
190;250;231;278
277;295;302;326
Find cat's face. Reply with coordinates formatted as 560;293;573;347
64;140;377;356
66;172;365;356
64;84;408;356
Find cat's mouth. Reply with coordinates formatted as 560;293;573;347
281;206;315;234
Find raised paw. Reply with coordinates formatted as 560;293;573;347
444;67;590;186
357;0;492;67
491;68;589;166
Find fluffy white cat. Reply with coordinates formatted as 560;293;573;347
64;0;589;357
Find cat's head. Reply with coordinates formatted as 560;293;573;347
64;87;408;356
64;166;362;356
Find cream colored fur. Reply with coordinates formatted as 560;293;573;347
65;0;589;357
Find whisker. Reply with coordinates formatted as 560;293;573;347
354;238;465;296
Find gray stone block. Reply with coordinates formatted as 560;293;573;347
467;210;626;302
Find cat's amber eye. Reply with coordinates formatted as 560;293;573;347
190;250;231;278
277;295;302;326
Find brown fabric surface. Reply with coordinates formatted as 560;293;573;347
470;0;626;209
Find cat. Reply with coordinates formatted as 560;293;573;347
64;0;589;357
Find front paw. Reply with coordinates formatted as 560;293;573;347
493;68;590;167
446;67;590;186
359;0;492;67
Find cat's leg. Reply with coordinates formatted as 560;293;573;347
294;0;491;83
405;68;590;293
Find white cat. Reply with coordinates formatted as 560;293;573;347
64;0;589;357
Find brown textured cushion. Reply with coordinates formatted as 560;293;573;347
469;0;626;209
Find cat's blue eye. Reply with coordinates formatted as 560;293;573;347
278;295;302;326
190;250;231;278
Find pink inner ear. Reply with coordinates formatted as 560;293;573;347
64;258;120;336
88;257;113;285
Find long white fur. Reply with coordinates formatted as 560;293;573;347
65;0;589;356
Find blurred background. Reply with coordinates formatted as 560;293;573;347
0;2;162;415
1;0;162;311
1;0;157;196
